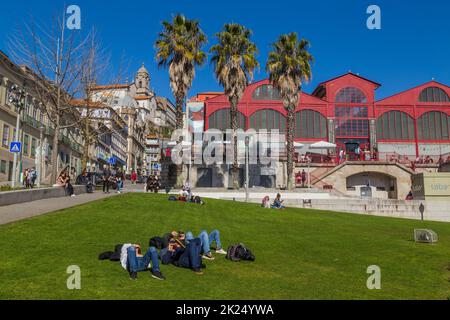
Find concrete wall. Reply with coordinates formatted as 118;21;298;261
412;172;450;200
315;163;413;200
378;143;416;156
233;196;450;223
0;185;86;207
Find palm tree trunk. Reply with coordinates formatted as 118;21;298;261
230;98;239;189
286;107;295;190
176;97;184;130
175;96;186;187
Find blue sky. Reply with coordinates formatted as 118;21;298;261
0;0;449;101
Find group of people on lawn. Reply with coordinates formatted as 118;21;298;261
261;193;285;209
175;184;204;205
122;229;226;280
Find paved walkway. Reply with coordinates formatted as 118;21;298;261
0;191;120;225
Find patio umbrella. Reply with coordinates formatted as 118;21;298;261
309;141;336;149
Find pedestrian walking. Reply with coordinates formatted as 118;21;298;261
102;165;112;194
131;171;137;185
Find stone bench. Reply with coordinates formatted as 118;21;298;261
0;185;87;207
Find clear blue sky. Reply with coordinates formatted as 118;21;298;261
1;0;449;101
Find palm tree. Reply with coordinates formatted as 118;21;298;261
266;32;313;190
210;23;259;189
155;14;207;130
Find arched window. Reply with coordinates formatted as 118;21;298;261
252;85;281;100
335;87;367;103
208;108;246;130
295;110;327;139
376;111;415;140
249;109;286;133
419;87;449;103
418;111;450;140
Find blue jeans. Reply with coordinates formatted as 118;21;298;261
178;238;202;269
127;246;160;273
186;230;222;254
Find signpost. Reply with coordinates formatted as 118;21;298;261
9;142;22;154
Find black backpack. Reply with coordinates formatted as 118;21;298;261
149;236;165;250
98;244;123;261
226;243;255;262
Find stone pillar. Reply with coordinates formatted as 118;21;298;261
328;119;335;144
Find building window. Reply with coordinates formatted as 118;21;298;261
335;105;369;138
23;134;29;156
418;111;450;140
31;138;37;158
335;87;367;103
335;106;368;117
419;87;449;103
249;109;286;133
2;124;9;148
0;160;7;174
208;108;246;130
376;111;415;140
252;85;281;101
335;119;369;137
295;110;327;139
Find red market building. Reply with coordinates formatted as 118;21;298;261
203;73;450;162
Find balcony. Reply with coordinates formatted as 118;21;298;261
22;114;44;131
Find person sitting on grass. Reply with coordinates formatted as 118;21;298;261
178;187;189;202
160;236;205;275
271;193;285;209
120;244;165;281
185;229;227;260
261;196;270;208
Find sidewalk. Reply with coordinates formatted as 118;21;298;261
0;191;120;225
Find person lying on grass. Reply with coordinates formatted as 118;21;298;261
185;229;227;260
160;230;226;260
120;244;165;281
160;237;206;275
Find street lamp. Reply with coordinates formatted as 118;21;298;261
37;125;45;187
8;84;26;188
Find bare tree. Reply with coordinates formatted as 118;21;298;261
73;30;127;172
9;13;89;184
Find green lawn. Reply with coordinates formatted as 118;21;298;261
1;193;450;300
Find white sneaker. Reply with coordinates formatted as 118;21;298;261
202;253;215;260
71;194;76;197
215;248;227;255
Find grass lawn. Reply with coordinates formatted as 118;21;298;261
1;193;450;300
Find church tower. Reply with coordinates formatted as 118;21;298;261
135;63;150;96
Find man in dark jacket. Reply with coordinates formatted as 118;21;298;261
160;237;204;274
102;165;111;194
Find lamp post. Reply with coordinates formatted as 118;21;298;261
9;85;26;188
37;125;45;188
245;136;250;202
